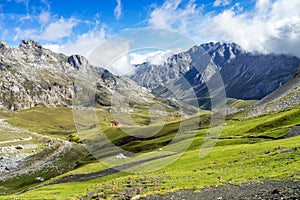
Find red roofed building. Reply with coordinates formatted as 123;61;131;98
111;121;121;127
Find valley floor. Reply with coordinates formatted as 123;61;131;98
0;105;300;199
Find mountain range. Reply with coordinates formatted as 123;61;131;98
1;40;300;198
131;42;300;107
0;40;299;113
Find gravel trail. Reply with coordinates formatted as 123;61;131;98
145;180;300;200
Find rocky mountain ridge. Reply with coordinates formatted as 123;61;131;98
1;40;299;111
0;40;155;110
131;42;300;104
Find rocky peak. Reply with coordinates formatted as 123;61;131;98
0;41;9;56
67;55;89;71
19;40;42;50
0;41;8;50
199;42;246;56
199;42;219;52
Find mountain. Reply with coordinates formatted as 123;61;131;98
0;40;157;110
1;40;298;111
131;42;300;107
130;52;192;89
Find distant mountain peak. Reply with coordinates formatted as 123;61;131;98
199;42;246;55
131;41;300;106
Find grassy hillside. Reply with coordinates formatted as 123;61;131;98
0;104;300;199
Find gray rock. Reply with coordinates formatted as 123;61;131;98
131;42;300;109
0;40;157;110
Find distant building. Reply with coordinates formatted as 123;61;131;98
111;121;121;127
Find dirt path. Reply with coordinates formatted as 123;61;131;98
145;180;300;200
50;154;172;184
18;154;173;194
0;136;32;145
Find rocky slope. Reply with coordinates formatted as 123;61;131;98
131;42;300;105
247;63;300;117
146;180;300;200
0;40;156;110
131;52;192;89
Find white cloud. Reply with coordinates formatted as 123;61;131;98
13;27;37;41
40;0;51;10
129;49;182;65
114;0;122;20
43;43;60;52
89;40;135;75
148;0;300;57
148;0;200;32
39;17;77;41
45;26;107;57
39;10;50;25
213;0;230;7
19;13;31;22
211;0;300;56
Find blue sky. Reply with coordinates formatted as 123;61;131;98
0;0;299;60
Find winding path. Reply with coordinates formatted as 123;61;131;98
18;154;173;194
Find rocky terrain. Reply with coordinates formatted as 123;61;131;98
0;117;74;181
1;40;298;111
0;40;158;110
131;42;300;106
0;119;37;175
145;180;300;200
247;63;300;117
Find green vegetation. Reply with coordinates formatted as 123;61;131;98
4;105;76;138
0;103;299;199
226;98;257;109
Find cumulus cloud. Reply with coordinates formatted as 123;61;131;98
39;10;50;25
213;0;230;7
211;0;300;56
148;0;300;57
89;40;135;75
13;27;37;41
129;49;182;65
44;26;106;56
114;0;122;20
148;0;200;32
40;17;77;41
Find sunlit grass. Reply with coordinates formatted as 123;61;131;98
1;104;300;199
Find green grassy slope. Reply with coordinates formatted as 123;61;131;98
0;104;299;199
8;135;300;199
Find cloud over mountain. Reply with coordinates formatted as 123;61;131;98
148;0;300;57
